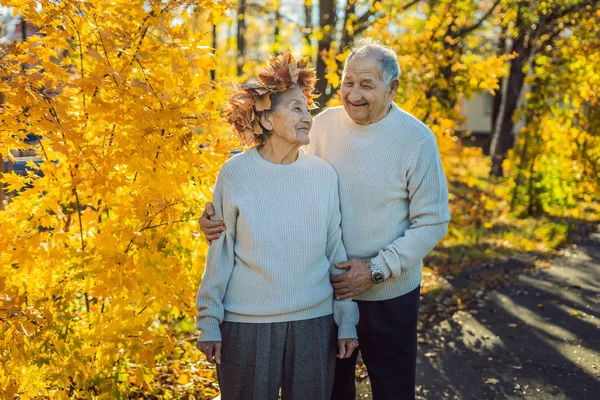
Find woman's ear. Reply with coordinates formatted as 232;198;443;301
259;112;273;131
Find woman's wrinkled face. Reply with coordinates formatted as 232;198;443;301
265;86;313;146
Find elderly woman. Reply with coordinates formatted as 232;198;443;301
195;52;359;400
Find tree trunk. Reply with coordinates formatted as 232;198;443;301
274;2;281;40
339;0;355;54
489;5;529;177
21;17;27;41
511;72;544;215
510;134;528;211
304;0;312;47
237;0;246;77
315;0;335;111
525;154;542;217
210;24;217;81
489;40;527;176
333;0;356;82
0;156;4;210
491;28;507;134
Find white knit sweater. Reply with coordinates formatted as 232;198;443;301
308;103;451;301
196;147;359;342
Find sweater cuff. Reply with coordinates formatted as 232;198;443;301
337;322;358;340
370;253;394;280
197;317;222;342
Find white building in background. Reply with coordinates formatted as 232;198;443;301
460;88;528;154
462;92;494;134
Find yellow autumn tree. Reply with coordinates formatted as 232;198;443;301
0;0;238;398
504;8;600;217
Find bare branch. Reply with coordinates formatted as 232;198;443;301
460;0;501;36
135;58;164;110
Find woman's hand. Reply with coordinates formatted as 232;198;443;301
337;338;359;359
196;340;222;364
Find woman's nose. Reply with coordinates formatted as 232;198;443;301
303;109;313;123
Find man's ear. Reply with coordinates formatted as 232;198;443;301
388;79;399;101
259;112;273;131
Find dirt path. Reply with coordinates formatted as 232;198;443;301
357;225;600;399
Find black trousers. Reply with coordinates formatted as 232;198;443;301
331;286;420;400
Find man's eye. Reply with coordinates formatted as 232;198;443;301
344;82;353;86
362;85;373;89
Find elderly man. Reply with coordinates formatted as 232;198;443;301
200;40;450;400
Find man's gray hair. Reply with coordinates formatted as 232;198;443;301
343;38;401;87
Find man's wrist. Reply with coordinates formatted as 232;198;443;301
369;255;393;280
368;263;385;284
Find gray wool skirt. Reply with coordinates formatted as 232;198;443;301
216;314;336;400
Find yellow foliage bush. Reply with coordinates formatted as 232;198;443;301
1;1;237;398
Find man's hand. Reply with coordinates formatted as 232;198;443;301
196;340;222;364
198;202;225;244
337;338;359;359
331;259;373;300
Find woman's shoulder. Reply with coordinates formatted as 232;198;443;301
221;147;254;167
215;148;255;180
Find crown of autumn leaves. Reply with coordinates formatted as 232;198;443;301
225;52;317;146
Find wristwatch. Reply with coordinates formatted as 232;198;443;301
369;263;385;284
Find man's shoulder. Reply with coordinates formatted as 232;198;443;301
303;153;338;178
393;106;431;133
311;107;346;145
314;106;346;125
304;152;334;169
392;105;437;144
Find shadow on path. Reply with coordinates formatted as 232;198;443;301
357;225;600;399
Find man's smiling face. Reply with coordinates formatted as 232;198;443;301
340;54;396;125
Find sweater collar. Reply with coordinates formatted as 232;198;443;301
342;102;401;132
251;146;306;169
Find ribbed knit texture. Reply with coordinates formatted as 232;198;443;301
196;147;359;342
308;104;451;301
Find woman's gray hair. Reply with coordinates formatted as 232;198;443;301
343;38;400;87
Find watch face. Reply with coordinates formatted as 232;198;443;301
372;271;384;283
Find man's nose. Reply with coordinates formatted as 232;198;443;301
348;87;362;103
